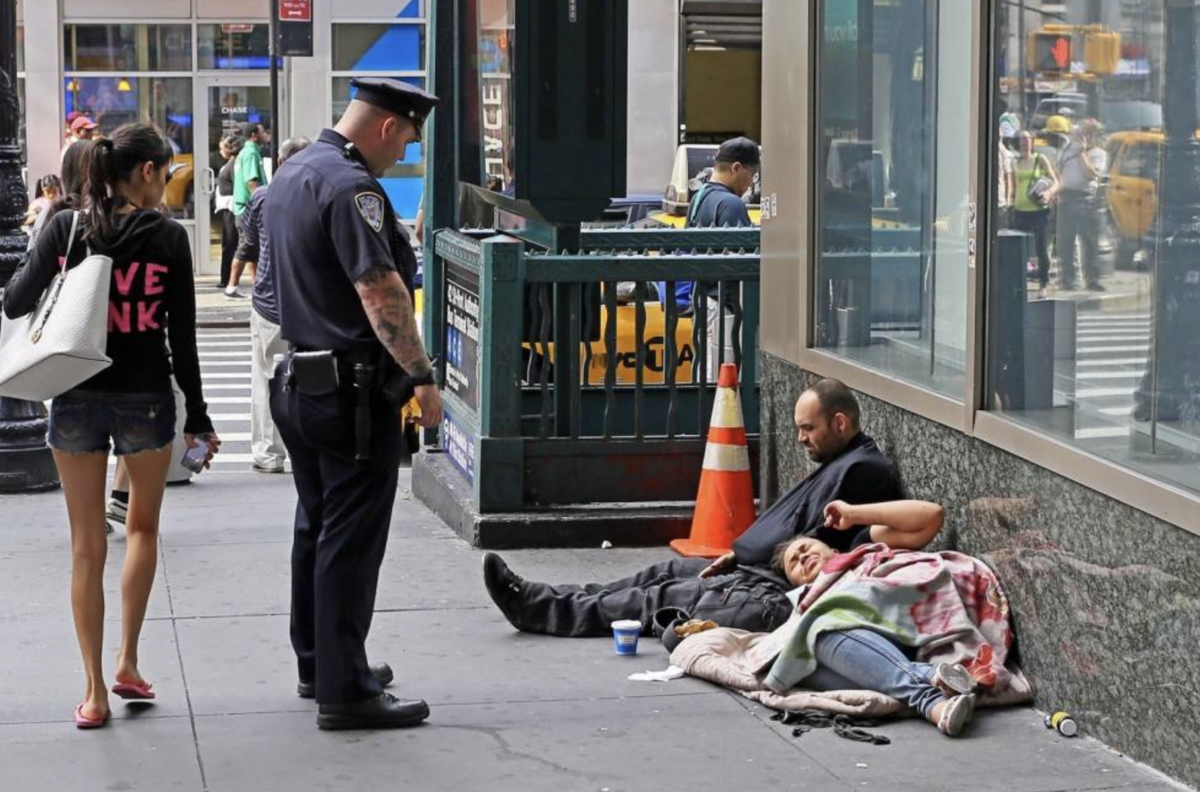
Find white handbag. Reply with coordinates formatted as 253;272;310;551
0;212;114;401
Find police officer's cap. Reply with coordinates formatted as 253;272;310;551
350;77;440;129
715;137;761;168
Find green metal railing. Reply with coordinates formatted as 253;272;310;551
429;226;761;512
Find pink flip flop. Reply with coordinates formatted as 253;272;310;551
74;703;110;729
112;680;155;700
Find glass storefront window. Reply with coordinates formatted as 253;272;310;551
331;76;425;219
63;77;195;219
987;0;1200;497
198;23;274;70
334;0;423;19
332;24;425;72
64;24;193;72
813;0;973;398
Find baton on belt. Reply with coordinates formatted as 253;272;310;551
353;362;376;462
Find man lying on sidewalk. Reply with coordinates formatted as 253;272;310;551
483;379;921;636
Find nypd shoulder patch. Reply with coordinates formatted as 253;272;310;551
355;192;385;233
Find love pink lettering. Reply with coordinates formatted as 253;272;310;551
145;263;167;296
113;262;141;296
137;301;161;331
108;302;131;333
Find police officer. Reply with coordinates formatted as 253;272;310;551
266;78;443;730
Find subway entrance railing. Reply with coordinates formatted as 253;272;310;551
418;225;761;532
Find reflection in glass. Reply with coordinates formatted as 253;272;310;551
813;0;972;397
207;86;274;264
63;77;194;219
332;24;425;71
198;24;274;70
64;25;193;72
987;0;1200;497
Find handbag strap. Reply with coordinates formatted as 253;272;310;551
58;211;81;273
30;212;84;345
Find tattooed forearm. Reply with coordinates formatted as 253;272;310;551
354;266;433;377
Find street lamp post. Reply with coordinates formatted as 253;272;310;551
0;0;59;493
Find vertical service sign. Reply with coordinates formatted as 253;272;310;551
443;261;481;483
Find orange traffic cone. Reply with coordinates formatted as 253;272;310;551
670;363;755;558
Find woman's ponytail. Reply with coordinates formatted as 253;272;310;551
84;138;116;241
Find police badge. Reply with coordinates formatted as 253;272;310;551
355;192;385;233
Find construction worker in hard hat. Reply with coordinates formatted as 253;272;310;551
1039;114;1072;158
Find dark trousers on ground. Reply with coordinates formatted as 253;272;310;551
269;375;402;705
517;557;794;637
219;209;238;287
1055;192;1100;287
1012;208;1052;288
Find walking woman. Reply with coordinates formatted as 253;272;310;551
3;124;220;729
1011;130;1059;299
215;134;242;293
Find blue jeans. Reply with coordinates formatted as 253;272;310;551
48;390;176;456
805;629;945;718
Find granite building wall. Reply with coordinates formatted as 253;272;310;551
761;352;1200;789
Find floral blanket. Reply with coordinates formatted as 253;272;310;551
762;543;1022;694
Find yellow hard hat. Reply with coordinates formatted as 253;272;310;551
1044;115;1071;134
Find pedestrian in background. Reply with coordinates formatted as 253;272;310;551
1055;118;1108;292
233;135;312;474
3;124;220;729
227;121;271;299
1011;130;1059;299
215;134;243;293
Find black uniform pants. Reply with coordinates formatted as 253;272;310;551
269;376;402;705
516;557;794;637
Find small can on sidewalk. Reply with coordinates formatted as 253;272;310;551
1045;711;1078;737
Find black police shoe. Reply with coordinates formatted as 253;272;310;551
317;692;430;731
297;662;395;699
482;552;527;631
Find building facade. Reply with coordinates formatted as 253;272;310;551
760;1;1199;786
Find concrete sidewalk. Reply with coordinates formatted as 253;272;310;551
0;468;1188;792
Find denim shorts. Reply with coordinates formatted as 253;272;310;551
48;390;176;456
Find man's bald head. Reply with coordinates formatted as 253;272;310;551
793;379;861;462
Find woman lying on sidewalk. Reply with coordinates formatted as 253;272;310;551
482;500;944;638
673;529;1023;738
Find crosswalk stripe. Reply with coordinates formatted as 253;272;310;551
204;384;253;390
1077;345;1149;354
1075;336;1147;345
1077;371;1143;380
201;362;252;368
207;397;251;404
201;372;253;379
197;352;253;359
209;414;250;421
1077;357;1148;367
1076;387;1136;399
1075;427;1130;440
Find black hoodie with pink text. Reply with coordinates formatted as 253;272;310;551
3;209;212;435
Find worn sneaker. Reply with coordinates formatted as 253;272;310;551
105;498;127;535
224;289;247;300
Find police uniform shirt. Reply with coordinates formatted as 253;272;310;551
267;129;402;352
